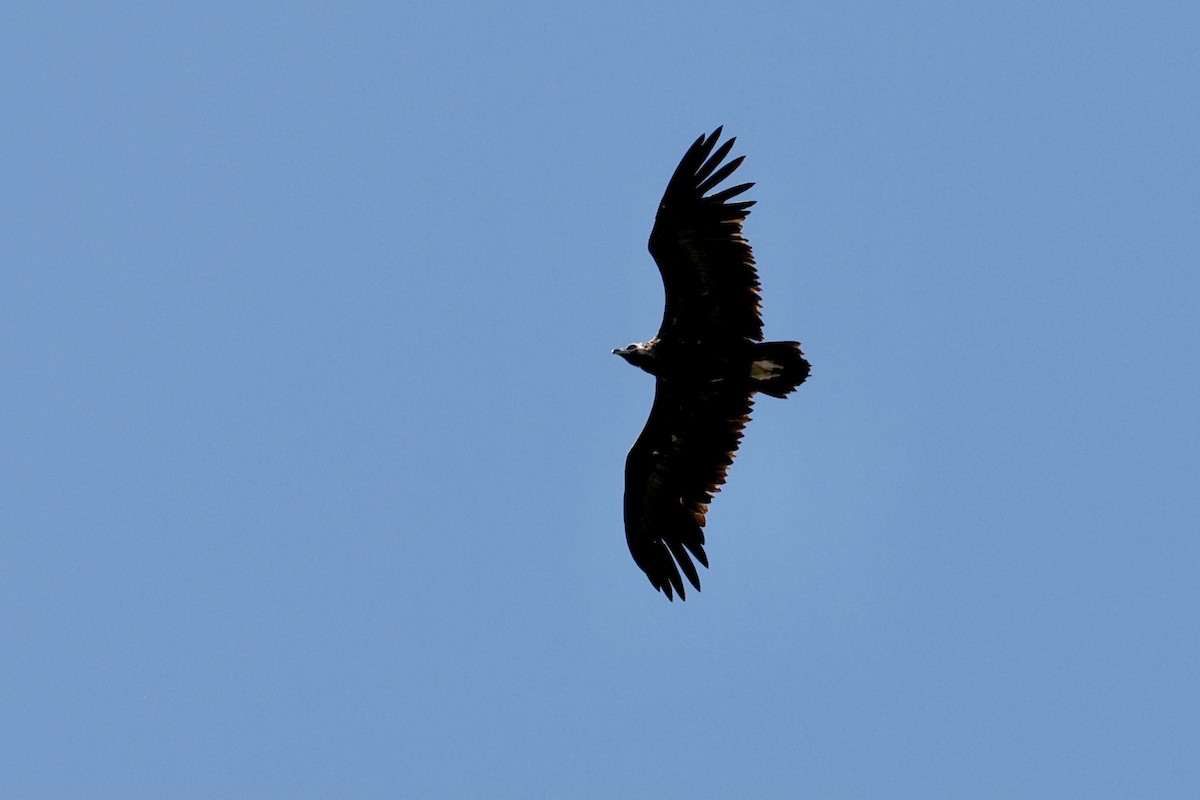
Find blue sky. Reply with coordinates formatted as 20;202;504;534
3;2;1198;797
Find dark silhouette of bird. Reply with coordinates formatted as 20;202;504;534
614;127;810;600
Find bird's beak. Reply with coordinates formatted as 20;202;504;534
612;348;620;355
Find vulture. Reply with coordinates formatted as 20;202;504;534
613;127;810;600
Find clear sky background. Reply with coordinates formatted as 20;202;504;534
3;3;1198;798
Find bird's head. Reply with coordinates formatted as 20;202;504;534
612;341;656;372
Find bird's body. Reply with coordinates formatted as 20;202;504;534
615;128;810;600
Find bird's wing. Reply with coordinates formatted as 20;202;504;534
623;379;755;600
649;127;763;344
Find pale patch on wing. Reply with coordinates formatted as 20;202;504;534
750;359;783;381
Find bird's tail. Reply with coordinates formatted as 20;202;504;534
749;341;811;398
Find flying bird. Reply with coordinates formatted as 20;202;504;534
614;127;810;600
